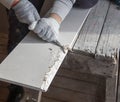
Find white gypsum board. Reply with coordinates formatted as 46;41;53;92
0;8;90;91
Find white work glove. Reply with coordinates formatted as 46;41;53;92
29;17;60;42
13;0;40;25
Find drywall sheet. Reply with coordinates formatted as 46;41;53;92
0;8;90;91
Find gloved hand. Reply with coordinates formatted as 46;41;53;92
29;17;60;42
13;0;40;25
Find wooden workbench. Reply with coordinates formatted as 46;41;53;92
76;0;120;101
64;0;120;102
41;0;120;102
0;0;120;102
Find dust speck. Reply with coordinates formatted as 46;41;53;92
49;48;52;51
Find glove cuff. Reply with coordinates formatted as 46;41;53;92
13;0;29;11
50;0;75;20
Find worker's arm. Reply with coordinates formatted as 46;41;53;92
30;0;76;42
0;0;15;9
50;0;76;22
11;0;19;7
12;0;40;25
0;0;40;25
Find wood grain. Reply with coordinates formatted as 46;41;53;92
0;4;9;102
62;52;117;77
96;2;120;59
43;86;97;102
0;4;9;34
0;5;8;63
52;76;99;95
0;33;8;63
74;0;110;55
41;97;61;102
57;68;105;85
105;76;118;102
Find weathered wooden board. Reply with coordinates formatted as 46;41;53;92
0;33;8;63
41;64;105;102
0;3;90;91
0;81;9;88
0;87;9;102
104;48;119;102
96;2;120;59
0;4;9;34
51;76;98;95
41;97;61;102
43;86;97;102
74;0;110;55
62;52;117;77
105;76;118;102
116;50;120;102
20;88;42;102
57;68;105;85
0;4;9;63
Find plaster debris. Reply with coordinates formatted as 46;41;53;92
49;48;52;51
64;45;73;52
41;49;65;91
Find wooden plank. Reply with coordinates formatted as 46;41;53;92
105;76;118;102
96;2;120;59
0;33;8;63
41;97;61;102
0;87;9;101
74;0;110;55
116;49;119;102
105;49;119;102
0;4;9;34
20;88;42;102
62;52;118;102
51;76;100;96
57;68;105;85
43;86;97;102
0;81;9;88
0;1;90;91
62;52;117;77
